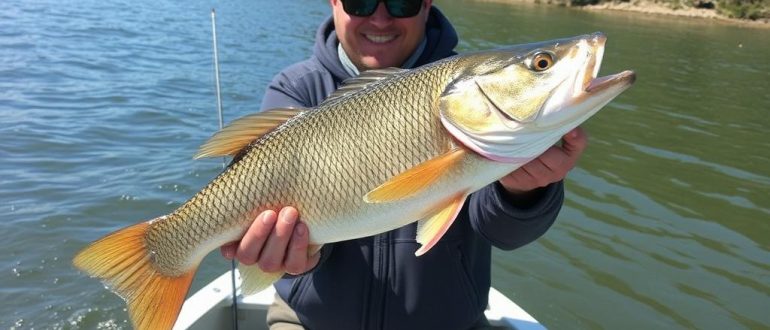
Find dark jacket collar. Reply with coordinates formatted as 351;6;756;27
312;6;459;82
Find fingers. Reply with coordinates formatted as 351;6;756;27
236;210;277;265
220;241;237;260
256;207;299;273
501;153;561;192
533;147;571;179
562;127;588;157
534;127;589;176
224;207;316;275
225;206;317;275
283;222;318;275
499;127;589;193
522;158;556;188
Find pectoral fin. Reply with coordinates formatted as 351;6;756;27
364;148;466;203
415;193;468;256
195;108;305;159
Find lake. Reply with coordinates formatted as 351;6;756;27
1;0;768;329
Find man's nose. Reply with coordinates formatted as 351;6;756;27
368;3;394;28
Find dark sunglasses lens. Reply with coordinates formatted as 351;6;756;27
342;0;379;17
385;0;423;18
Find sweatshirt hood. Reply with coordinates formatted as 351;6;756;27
313;6;459;82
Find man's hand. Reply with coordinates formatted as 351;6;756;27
220;207;320;275
499;127;588;196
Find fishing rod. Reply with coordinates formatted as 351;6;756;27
210;8;240;330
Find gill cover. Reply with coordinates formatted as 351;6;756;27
473;51;559;124
438;38;587;161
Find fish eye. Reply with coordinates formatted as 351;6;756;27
530;52;555;72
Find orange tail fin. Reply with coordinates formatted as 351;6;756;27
73;221;196;330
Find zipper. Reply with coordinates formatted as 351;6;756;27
364;232;389;330
457;250;480;309
360;235;379;330
378;231;390;330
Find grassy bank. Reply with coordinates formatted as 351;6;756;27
534;0;769;20
711;0;768;19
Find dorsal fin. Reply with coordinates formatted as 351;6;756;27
321;68;407;105
194;108;304;159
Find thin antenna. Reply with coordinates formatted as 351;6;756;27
210;8;239;330
211;9;225;147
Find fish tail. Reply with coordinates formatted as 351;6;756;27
73;220;195;330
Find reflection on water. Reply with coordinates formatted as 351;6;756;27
1;0;768;328
442;1;770;328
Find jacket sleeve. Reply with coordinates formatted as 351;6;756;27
467;181;564;250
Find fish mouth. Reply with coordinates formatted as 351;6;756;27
533;33;636;131
583;32;606;90
586;70;636;93
580;33;636;95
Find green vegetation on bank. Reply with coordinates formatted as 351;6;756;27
541;0;769;20
715;0;768;19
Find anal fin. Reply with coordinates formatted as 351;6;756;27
238;265;284;296
238;244;324;294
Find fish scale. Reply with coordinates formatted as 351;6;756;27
145;64;454;277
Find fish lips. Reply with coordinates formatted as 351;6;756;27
586;70;636;94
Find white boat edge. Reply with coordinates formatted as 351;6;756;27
175;270;546;330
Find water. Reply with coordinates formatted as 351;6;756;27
1;0;768;329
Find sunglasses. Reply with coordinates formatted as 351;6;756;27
341;0;424;18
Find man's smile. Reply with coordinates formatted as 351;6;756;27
363;33;398;44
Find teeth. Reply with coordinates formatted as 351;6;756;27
365;34;396;44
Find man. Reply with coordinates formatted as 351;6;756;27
221;0;587;328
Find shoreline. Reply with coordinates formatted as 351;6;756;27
479;0;770;29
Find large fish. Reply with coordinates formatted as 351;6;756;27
74;32;635;329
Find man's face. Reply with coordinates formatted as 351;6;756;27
331;0;432;70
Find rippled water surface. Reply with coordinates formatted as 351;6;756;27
2;0;768;329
